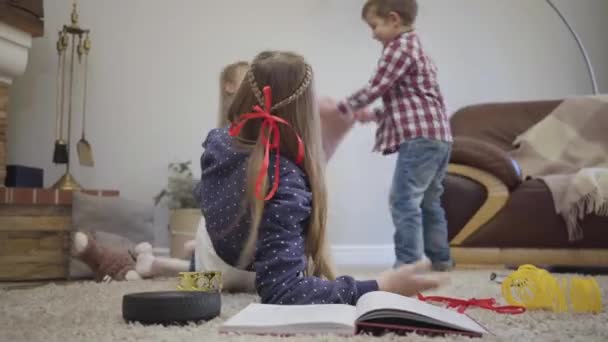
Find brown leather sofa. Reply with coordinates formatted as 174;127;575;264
442;100;608;267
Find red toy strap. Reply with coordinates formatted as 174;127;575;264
416;293;526;314
229;86;305;201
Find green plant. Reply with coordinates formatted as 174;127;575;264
154;161;199;209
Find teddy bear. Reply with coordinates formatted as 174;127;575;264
71;231;152;282
71;231;196;282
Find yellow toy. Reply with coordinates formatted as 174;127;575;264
177;271;222;292
501;264;602;313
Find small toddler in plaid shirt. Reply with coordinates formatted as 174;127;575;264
337;17;451;154
338;0;454;271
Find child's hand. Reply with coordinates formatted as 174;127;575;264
318;96;355;121
317;96;355;160
376;259;448;297
318;96;340;117
354;108;375;123
318;96;355;130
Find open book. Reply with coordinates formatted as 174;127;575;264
220;291;489;337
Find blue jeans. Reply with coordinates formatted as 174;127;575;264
389;138;452;268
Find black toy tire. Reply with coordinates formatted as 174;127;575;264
122;291;221;325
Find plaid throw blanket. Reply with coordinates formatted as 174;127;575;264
510;95;608;241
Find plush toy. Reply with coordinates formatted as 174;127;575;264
134;241;194;278
71;230;196;282
72;232;151;282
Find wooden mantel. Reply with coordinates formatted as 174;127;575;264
0;0;44;38
0;0;44;185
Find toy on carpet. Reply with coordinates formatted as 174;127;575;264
177;271;222;292
71;231;150;282
418;264;603;315
501;264;602;313
122;290;221;325
73;232;223;325
122;271;222;325
71;231;198;282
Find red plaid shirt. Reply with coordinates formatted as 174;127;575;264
338;31;452;154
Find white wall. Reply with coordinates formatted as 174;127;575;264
7;0;608;262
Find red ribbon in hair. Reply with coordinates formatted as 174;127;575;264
416;293;526;314
229;86;305;201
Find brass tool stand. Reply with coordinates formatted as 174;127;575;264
52;1;92;190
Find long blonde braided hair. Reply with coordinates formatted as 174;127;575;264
227;51;335;280
247;63;314;111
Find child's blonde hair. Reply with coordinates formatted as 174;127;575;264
218;61;249;128
227;51;335;280
362;0;418;26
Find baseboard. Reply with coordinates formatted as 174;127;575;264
331;245;608;268
451;247;608;266
331;245;394;267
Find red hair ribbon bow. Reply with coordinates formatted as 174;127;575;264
229;86;305;201
417;293;526;314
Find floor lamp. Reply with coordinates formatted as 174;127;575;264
546;0;599;95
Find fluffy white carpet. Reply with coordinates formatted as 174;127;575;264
1;270;607;342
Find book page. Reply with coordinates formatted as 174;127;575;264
220;303;357;335
355;292;488;335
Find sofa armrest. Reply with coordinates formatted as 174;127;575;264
442;173;487;241
450;137;522;190
447;164;510;246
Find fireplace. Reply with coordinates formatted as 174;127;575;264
0;0;44;186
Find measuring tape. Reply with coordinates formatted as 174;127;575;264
177;271;222;292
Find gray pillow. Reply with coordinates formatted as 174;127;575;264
72;192;155;243
152;205;170;250
69;192;156;279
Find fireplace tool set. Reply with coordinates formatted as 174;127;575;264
52;1;93;190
